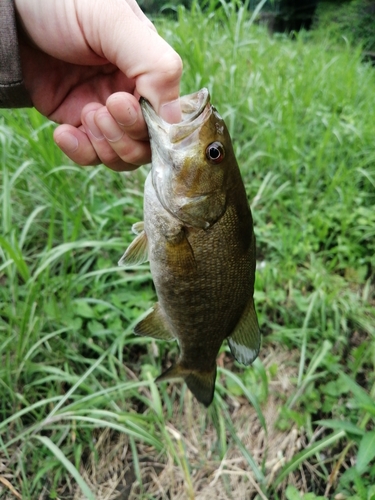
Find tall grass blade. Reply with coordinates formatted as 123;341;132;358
34;436;95;500
356;431;375;474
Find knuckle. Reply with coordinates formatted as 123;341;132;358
97;148;119;166
70;149;100;167
109;161;139;172
160;53;183;82
113;138;150;166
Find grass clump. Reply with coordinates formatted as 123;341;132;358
313;0;375;52
1;1;375;498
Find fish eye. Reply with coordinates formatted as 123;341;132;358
205;142;225;164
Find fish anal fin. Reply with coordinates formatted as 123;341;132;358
118;228;148;267
155;363;217;407
228;298;260;365
134;303;174;341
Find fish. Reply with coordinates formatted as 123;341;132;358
119;88;260;407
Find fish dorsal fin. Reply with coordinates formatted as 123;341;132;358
155;364;217;407
118;223;148;267
228;298;260;365
134;303;174;341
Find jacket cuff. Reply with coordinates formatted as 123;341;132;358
0;0;33;107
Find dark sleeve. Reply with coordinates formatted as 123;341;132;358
0;0;32;107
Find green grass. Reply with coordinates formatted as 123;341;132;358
1;1;375;498
313;0;375;53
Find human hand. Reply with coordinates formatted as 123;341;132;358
15;0;182;171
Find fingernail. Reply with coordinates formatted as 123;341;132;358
97;113;125;142
118;101;138;127
85;111;104;140
55;132;79;154
108;95;138;127
104;129;125;142
160;98;181;124
118;105;138;127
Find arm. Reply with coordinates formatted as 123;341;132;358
0;0;32;107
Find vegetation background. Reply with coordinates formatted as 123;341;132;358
0;0;374;498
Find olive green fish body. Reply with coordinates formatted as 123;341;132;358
119;89;260;406
145;175;254;362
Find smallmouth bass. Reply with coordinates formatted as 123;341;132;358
119;88;260;407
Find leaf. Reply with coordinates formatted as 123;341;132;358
34;436;95;500
356;430;375;474
219;367;267;432
316;419;364;437
367;485;375;500
285;485;301;500
274;431;346;487
339;373;373;407
73;300;96;319
0;235;30;282
361;404;375;417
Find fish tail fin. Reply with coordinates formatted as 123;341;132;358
185;368;217;407
155;364;217;407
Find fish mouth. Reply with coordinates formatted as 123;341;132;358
140;88;211;145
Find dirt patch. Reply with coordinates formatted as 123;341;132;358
2;344;335;499
73;344;306;500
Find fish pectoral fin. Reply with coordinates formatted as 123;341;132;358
132;221;144;235
165;232;197;274
155;364;217;407
118;227;148;267
228;298;260;365
134;303;174;341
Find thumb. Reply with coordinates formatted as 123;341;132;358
89;0;182;122
135;51;183;124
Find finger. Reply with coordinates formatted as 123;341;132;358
81;103;151;170
93;107;151;166
54;119;147;171
81;102;115;159
54;124;101;166
134;50;183;124
81;103;137;170
105;92;148;140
